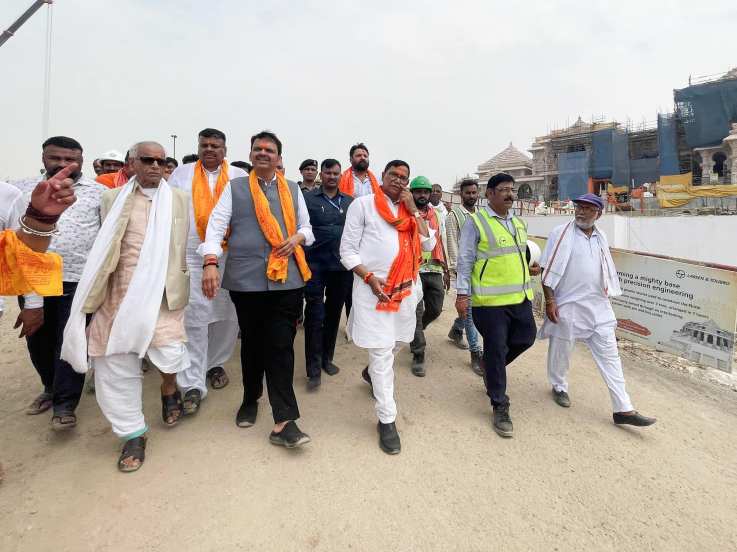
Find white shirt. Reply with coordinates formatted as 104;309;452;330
0;182;26;315
339;193;436;348
352;172;376;198
199;172;314;258
539;225;616;341
168;162;247;326
12;174;105;282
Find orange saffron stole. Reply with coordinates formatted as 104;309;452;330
369;178;421;312
421;207;445;265
192;160;230;245
0;229;63;296
338;168;379;197
249;172;312;284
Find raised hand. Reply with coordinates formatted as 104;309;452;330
30;163;78;217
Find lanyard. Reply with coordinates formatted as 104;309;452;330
324;194;343;213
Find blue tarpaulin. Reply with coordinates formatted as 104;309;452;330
657;113;680;176
558;151;590;200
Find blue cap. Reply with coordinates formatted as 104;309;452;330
573;193;604;210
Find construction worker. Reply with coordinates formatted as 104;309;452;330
455;172;541;438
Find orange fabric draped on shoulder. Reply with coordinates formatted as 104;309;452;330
192;160;230;245
369;178;421;312
338;168;378;197
0;229;63;296
96;169;129;189
421;207;445;264
249;172;311;284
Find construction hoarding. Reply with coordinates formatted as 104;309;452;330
529;236;737;373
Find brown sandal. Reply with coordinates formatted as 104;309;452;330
51;413;77;431
206;366;229;389
26;393;53;415
161;390;183;426
118;436;147;473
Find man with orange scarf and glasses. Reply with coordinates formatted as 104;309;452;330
201;130;314;448
168;129;247;415
339;160;435;455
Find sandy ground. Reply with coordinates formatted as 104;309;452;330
1;298;736;552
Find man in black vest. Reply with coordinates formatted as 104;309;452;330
201;130;314;448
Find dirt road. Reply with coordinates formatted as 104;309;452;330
1;301;736;551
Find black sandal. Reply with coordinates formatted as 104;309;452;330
206;366;229;389
51;413;77;431
161;390;183;426
182;389;202;416
118;436;146;473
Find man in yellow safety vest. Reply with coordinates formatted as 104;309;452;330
455;172;540;438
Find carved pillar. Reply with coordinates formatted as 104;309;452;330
722;123;737;185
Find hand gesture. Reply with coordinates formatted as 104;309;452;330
30;164;78;217
367;275;390;303
545;300;560;323
529;262;542;277
399;188;418;214
202;264;220;299
455;294;470;319
275;234;304;258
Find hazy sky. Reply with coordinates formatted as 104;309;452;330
1;0;735;186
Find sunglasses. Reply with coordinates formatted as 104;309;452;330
138;156;167;166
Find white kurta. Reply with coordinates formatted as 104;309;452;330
340;194;436;349
167;163;247;326
538;226;616;341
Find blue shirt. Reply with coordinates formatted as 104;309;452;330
304;187;354;272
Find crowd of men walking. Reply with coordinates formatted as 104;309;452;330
0;129;655;472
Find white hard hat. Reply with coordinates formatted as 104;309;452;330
527;240;542;265
99;150;125;163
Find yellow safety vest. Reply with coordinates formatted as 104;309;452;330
470;210;533;307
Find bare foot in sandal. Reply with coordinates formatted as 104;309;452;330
118;435;147;473
51;413;77;431
26;392;53;415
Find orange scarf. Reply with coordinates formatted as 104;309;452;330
96;169;129;189
421;207;445;265
0;229;62;296
370;179;421;312
338;168;378;197
192;160;230;244
249;171;312;284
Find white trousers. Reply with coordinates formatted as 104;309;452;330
368;343;405;424
547;329;634;413
177;320;239;398
93;343;189;439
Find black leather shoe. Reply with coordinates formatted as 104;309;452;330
552;388;571;408
411;353;425;377
307;376;321;390
492;402;514;438
236;402;258;428
270;421;311;448
362;366;375;398
323;362;340;376
377;422;401;454
470;351;484;376
613;411;656;427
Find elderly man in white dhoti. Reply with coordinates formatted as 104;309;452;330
62;141;191;472
168;128;247;414
339;159;435;455
539;193;656;428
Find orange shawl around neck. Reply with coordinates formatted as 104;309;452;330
0;229;62;296
420;207;445;265
338;167;378;197
192;160;229;244
249;171;312;284
370;179;421;312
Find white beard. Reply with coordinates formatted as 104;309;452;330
575;219;596;230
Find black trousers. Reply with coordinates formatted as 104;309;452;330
472;300;536;407
230;288;303;423
410;272;445;355
304;269;353;377
25;281;86;415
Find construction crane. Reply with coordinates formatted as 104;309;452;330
0;0;53;49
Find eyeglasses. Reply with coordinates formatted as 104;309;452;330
574;203;599;212
495;186;515;194
386;172;409;183
137;156;167;166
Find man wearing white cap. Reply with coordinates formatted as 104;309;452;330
97;150;134;189
539;193;656;428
